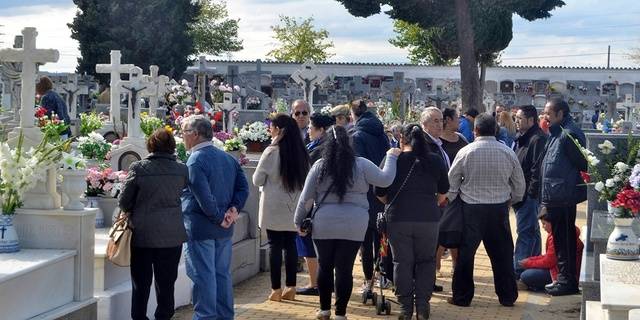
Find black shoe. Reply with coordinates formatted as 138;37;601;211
296;286;319;296
500;301;515;307
446;297;470;307
433;284;443;292
545;284;579;296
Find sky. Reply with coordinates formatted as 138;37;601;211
0;0;639;72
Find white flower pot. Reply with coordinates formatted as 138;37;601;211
61;170;88;211
606;217;640;260
86;196;105;228
0;214;20;253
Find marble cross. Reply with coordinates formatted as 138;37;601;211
382;72;415;120
0;27;59;129
62;74;88;119
145;65;170;116
290;61;325;105
215;92;240;133
117;67;153;140
96;50;134;124
187;56;216;104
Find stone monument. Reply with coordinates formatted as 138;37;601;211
95;50;135;126
290;60;325;105
186;56;216;104
145;65;169;117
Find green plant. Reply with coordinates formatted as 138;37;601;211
223;137;246;152
77;132;111;161
79;112;103;136
140;112;165;137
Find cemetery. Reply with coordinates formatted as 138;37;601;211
1;2;640;319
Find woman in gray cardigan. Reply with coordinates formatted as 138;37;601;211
253;114;310;302
294;125;400;320
118;128;189;320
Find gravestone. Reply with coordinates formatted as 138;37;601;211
186;56;216;104
0;27;61;210
214;92;240;133
110;67;153;171
62;73;89;119
500;80;515;94
226;65;242;102
382;72;415;119
145;65;170;117
96;50;135;125
291;61;326;105
244;59;271;93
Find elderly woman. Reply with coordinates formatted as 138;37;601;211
118;128;189;320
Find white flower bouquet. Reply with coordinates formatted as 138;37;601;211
238;121;270;143
77;132;111;161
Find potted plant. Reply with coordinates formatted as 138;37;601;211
223;136;247;160
77;132;112;165
238;121;271;152
85;166;117;228
606;170;640;260
140;112;165;138
59;152;87;211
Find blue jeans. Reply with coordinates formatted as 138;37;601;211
185;238;233;320
513;197;542;278
520;268;552;291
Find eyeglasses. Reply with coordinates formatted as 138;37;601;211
293;111;309;117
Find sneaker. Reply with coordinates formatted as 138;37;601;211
316;310;331;320
545;284;579;296
442;249;450;259
297;286;319;296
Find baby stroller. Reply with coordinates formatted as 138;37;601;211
361;232;395;315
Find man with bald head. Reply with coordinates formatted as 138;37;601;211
291;99;311;144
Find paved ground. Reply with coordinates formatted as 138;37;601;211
175;204;586;320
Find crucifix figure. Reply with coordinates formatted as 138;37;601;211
96;50;135;124
117;67;152;141
186;56;216;104
290;61;325;105
0;225;6;239
144;65;169;117
382;72;415;120
0;27;60;210
62;74;88;119
219;92;239;133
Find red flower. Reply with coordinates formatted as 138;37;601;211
195;101;204;113
580;171;591;183
213;111;223;122
611;186;640;215
35;106;47;118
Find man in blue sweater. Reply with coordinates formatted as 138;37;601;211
181;115;249;320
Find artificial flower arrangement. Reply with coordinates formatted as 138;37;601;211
166;79;193;105
85;167;127;197
79;112;104;136
77;132;112;162
35;107;68;141
246;96;261;109
238;121;270;143
140;112;165;138
210;79;240;103
60;152;86;170
0;132;68;214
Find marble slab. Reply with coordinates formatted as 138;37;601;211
600;255;640;320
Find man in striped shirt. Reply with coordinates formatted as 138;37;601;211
447;113;526;307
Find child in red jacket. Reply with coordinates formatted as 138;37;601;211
518;209;584;291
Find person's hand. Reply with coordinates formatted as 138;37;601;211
387;148;401;157
437;195;448;208
298;228;308;237
220;218;232;228
517;259;526;268
226;207;239;223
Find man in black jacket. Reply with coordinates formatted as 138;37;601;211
512;105;547;279
540;98;587;296
349;100;390;293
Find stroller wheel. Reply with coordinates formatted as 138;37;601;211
361;291;368;304
372;292;378;306
385;301;391;315
375;300;383;315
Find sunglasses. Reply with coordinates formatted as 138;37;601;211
293;111;309;116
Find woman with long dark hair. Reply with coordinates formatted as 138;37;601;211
296;113;335;296
294;125;400;320
253;113;310;302
375;124;449;320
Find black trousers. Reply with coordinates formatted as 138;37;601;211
266;230;298;289
452;202;518;306
314;239;362;316
361;227;380;281
130;245;183;320
545;205;578;286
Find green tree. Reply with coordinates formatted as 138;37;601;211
188;0;243;56
389;21;455;66
267;16;334;63
337;0;565;111
69;0;200;83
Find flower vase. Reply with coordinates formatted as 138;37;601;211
606;217;640;260
61;170;88;210
246;141;266;153
0;214;20;253
86;196;105;228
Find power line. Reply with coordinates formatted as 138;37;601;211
508;38;640;48
501;52;629;60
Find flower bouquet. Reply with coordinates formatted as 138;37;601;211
77;132;112;162
79;112;104;136
140;112;165;138
36;109;69;142
167;79;193;106
85;167;116;197
246;96;261;110
238;121;270;152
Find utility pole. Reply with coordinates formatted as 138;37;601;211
607;45;611;69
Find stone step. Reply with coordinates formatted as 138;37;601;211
586;300;604;320
0;249;76;319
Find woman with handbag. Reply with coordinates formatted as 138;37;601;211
253;114;310;302
118;128;189;320
375;124;450;320
294;125;400;320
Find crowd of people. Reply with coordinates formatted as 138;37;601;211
118;97;587;320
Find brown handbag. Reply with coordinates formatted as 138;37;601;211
106;212;132;267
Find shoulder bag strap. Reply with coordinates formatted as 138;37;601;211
309;184;333;220
386;160;417;209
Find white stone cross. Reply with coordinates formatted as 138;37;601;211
145;65;170;116
214;92;240;133
186;56;216;104
61;74;89;119
96;50;134;124
0;27;59;129
117;67;153;140
290;61;325;105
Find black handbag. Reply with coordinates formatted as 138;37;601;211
300;185;333;235
377;160;417;234
438;195;464;248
